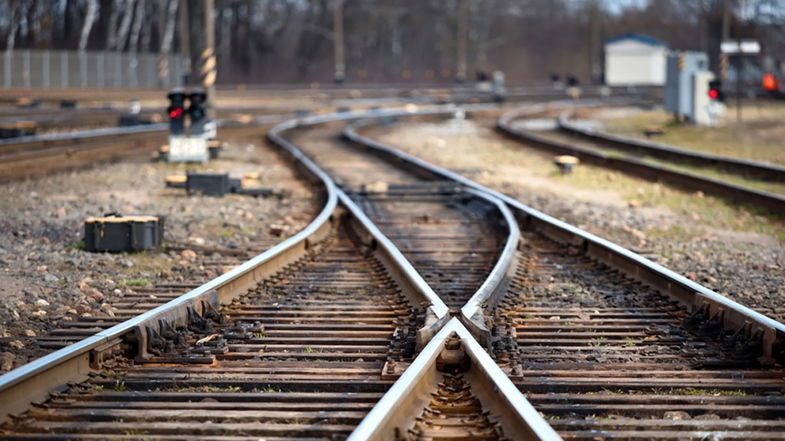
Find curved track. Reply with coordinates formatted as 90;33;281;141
497;107;785;216
5;102;783;440
0;106;551;440
283;121;511;310
344;110;785;440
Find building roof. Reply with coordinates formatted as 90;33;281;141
605;33;667;47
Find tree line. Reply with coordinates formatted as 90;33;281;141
1;0;783;85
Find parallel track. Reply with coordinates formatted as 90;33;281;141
497;108;785;216
497;233;785;439
558;110;785;182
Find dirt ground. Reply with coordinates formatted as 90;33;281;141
0;129;320;371
365;116;785;320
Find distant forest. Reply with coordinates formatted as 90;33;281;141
1;0;784;84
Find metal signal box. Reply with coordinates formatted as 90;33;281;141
665;51;709;122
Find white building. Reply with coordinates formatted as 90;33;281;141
604;33;668;86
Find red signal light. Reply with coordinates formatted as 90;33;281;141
763;73;779;92
168;107;184;119
708;89;719;100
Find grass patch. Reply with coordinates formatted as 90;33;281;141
120;277;151;287
672;388;749;397
603;106;785;166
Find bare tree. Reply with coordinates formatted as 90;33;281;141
79;0;98;51
115;0;136;52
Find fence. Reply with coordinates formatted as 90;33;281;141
1;50;184;89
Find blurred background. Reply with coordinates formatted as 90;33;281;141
1;0;783;87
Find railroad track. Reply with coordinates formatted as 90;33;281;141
0;114;290;181
31;242;276;356
497;107;785;217
281;121;513;310
558;109;785;183
2;104;783;440
343;110;785;440
496;233;785;439
0;106;555;440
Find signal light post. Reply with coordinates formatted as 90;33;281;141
704;78;725;127
167;89;187;136
166;88;212;163
708;80;724;102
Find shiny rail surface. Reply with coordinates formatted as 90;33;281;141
281;115;514;314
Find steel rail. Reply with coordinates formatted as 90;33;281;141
269;108;559;439
0;114;296;181
335;191;450;344
343;111;785;366
0;125;338;422
0;113;291;152
347;317;563;441
272;106;523;343
498;108;785;216
0;110;450;424
459;188;519;345
558;109;785;182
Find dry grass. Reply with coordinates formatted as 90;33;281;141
370;120;785;242
599;102;785;166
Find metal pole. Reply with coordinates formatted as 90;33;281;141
201;0;216;116
80;52;87;88
720;0;731;82
456;0;468;83
116;52;122;87
43;50;50;89
3;50;10;89
734;9;742;123
333;0;345;84
23;50;30;88
179;0;191;86
62;51;68;88
97;52;104;88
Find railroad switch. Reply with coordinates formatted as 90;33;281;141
83;213;164;252
436;335;471;374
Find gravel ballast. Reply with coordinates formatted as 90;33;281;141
364;117;785;321
0;130;320;371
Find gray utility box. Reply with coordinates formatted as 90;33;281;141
84;215;164;252
665;51;709;121
186;172;233;196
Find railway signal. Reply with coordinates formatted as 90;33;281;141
708;80;724;102
763;73;780;93
187;88;207;135
166;88;187;135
